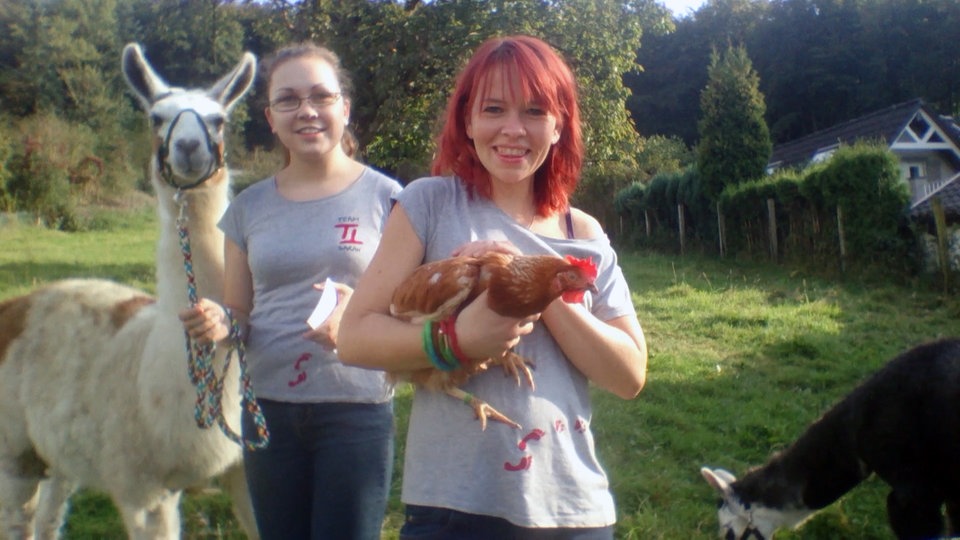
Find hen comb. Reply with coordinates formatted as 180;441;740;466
564;255;597;279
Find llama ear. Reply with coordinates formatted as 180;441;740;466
208;52;257;112
121;43;171;109
714;468;738;485
701;466;736;498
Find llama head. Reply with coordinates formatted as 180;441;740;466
702;466;782;540
121;43;256;190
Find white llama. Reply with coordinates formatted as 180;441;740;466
0;43;259;539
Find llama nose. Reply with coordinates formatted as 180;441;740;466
176;139;201;156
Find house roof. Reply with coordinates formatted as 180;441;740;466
911;172;960;219
768;98;960;170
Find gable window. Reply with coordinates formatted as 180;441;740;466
909;115;931;139
908;163;927;180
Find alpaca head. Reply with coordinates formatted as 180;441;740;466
121;43;256;191
702;467;782;540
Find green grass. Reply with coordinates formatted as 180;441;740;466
0;208;158;296
3;209;958;539
605;253;957;539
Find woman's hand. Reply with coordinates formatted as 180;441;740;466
178;297;229;345
302;281;354;351
454;290;539;361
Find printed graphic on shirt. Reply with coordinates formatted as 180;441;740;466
502;417;590;472
335;216;363;252
288;352;312;388
504;428;545;472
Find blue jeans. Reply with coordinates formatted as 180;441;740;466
399;505;614;540
242;399;394;540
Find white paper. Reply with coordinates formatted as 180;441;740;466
306;278;338;329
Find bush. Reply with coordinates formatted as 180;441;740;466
0;118;16;212
229;145;284;194
643;172;675;232
629;142;918;278
574;162;642;239
675;167;715;248
615;181;647;245
4;113;148;230
614;181;646;219
824;145;910;252
5;115;81;228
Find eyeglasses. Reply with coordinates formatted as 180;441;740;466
269;92;342;112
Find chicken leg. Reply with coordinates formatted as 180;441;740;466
447;387;522;430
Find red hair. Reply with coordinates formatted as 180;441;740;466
431;35;583;216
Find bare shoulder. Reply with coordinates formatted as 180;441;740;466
569;207;605;239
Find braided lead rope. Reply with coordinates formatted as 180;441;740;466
175;190;269;450
222;311;270;450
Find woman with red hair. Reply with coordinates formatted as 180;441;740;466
340;35;647;538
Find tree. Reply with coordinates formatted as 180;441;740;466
0;0;128;124
625;0;767;146
341;0;489;178
544;0;658;167
303;0;664;179
697;44;771;201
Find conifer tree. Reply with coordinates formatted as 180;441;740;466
697;44;772;201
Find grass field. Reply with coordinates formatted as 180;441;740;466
2;206;958;539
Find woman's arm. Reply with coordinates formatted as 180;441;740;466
541;302;647;399
180;238;253;345
541;208;647;398
337;204;427;370
338;204;535;370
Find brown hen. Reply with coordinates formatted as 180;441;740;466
389;252;598;429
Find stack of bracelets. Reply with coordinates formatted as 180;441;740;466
422;318;470;371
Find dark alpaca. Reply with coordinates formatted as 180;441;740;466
702;338;960;540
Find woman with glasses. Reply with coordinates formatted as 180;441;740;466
179;43;400;540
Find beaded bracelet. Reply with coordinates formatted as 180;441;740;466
422;320;457;371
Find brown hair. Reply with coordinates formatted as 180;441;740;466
431;35;583;216
261;42;358;159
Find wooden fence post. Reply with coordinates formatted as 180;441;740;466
644;210;651;238
678;204;685;255
932;196;950;292
837;205;847;273
767;198;777;261
717;201;726;258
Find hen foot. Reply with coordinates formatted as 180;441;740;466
499;351;536;390
447;388;521;430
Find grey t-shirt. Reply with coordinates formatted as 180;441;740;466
397;176;636;528
220;167;401;403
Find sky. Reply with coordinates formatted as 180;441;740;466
660;0;707;17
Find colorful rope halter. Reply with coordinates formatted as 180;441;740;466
157;109;224;190
175;190;269;451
